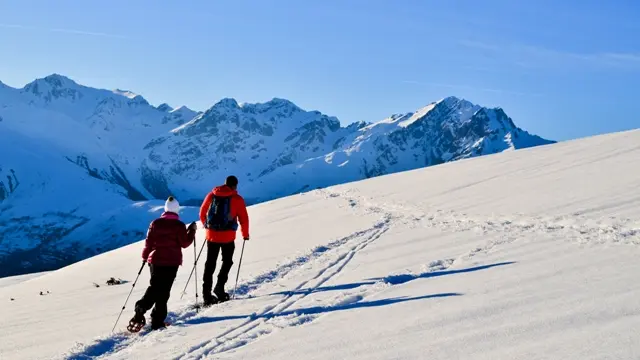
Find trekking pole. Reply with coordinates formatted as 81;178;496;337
232;239;247;299
193;237;200;310
112;260;146;332
180;239;206;300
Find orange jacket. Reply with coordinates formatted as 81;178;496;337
199;185;249;243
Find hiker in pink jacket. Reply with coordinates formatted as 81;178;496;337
128;196;196;331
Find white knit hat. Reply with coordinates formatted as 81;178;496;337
164;196;180;214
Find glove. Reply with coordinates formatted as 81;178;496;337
243;236;250;241
188;222;197;231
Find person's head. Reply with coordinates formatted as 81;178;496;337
164;195;180;214
225;175;239;190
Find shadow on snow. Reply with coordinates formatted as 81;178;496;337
269;261;516;296
65;333;134;360
63;308;198;360
64;261;514;359
64;293;460;359
183;292;462;326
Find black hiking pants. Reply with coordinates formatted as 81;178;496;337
135;264;178;326
202;241;235;299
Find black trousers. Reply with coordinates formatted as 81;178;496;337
135;264;178;326
202;241;235;297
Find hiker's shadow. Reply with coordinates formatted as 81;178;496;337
182;261;514;326
269;261;516;296
184;292;462;325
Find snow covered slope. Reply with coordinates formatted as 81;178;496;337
1;129;638;359
0;75;552;277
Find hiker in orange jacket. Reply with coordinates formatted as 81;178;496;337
199;175;249;305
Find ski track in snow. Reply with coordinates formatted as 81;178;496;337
63;199;396;359
173;216;392;359
317;188;640;248
62;188;640;359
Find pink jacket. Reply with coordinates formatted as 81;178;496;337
142;212;195;266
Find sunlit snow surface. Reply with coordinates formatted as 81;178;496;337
1;129;638;359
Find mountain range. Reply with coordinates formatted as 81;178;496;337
0;74;554;276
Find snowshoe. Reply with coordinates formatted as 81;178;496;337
127;313;146;333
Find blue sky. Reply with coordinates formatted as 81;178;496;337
0;0;638;141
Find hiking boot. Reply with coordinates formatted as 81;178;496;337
203;294;218;307
214;287;230;302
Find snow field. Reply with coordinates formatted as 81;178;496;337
0;129;638;359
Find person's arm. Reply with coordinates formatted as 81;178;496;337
237;197;250;240
181;222;197;248
141;222;155;261
199;192;214;226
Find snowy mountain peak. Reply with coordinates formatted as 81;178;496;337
112;89;139;99
112;89;150;106
165;105;198;124
438;95;464;106
44;73;75;84
364;97;477;132
40;74;78;88
214;98;240;109
171;105;194;114
156;103;174;113
265;97;298;108
429;96;482;125
241;97;301;114
25;74;74;90
437;96;478;112
22;74;81;99
156;105;200;127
